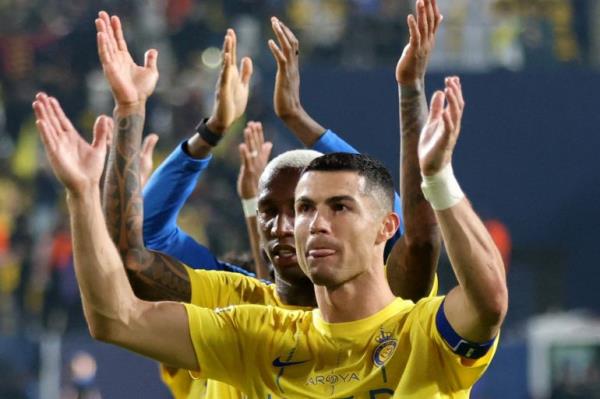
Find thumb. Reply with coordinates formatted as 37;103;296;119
239;143;249;170
142;133;159;156
427;91;445;124
240;57;253;86
92;115;110;151
262;142;273;160
144;49;159;72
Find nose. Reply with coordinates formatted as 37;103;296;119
271;212;294;238
309;209;331;235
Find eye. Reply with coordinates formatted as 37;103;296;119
258;206;276;220
332;203;348;212
296;203;313;214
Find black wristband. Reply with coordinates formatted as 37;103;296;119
195;118;223;147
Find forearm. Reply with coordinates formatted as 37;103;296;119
106;104;192;302
437;199;507;338
245;216;270;281
387;82;441;300
281;107;326;147
68;188;138;334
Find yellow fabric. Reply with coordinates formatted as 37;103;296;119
163;267;309;398
185;295;497;398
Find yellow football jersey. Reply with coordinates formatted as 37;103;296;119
185;296;497;398
162;267;309;399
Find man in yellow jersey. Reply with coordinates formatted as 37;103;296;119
33;55;508;399
93;1;444;398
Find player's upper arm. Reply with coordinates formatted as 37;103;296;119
99;299;200;371
409;296;498;390
442;286;502;344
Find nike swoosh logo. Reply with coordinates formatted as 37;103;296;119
272;357;310;368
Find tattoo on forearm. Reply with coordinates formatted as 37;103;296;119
400;84;431;217
103;113;191;302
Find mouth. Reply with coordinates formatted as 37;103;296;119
270;243;298;266
306;247;336;260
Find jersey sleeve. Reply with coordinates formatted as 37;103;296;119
311;130;405;253
142;142;254;275
409;296;498;391
186;268;276;309
184;303;273;389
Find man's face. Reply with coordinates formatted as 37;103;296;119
294;170;386;287
257;168;309;284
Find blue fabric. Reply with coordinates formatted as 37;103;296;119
142;141;255;276
435;299;496;359
312;130;405;259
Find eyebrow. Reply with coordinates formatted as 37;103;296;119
295;195;358;205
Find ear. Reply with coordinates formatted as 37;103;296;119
375;211;400;245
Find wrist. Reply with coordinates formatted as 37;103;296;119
66;184;101;204
399;79;425;94
185;134;213;159
114;101;146;116
279;104;306;124
240;197;258;218
421;163;465;210
205;116;227;134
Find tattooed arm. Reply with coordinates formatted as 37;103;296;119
386;0;443;301
97;11;192;302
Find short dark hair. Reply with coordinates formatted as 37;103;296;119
302;153;394;212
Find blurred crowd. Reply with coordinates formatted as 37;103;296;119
0;0;597;338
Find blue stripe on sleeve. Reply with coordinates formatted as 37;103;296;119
435;299;496;359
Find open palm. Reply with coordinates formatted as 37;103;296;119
33;93;108;192
418;77;463;176
96;11;158;106
211;29;253;132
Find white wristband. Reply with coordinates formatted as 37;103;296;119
241;197;258;218
421;163;465;210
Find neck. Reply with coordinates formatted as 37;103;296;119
315;262;395;323
274;274;317;308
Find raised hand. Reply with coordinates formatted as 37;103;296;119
268;17;302;120
207;29;253;134
237;121;273;199
140;134;159;188
33;93;109;193
418;77;464;176
95;11;158;107
396;0;442;85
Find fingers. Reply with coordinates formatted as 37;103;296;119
442;109;455;137
262;141;273;160
279;20;300;56
97;11;118;54
271;17;292;55
228;28;237;67
144;49;159;72
432;0;443;32
416;0;428;41
425;0;435;36
33;96;59;152
49;97;76;134
444;76;464;130
36;119;58;153
268;39;286;64
240;56;253;86
111;15;129;52
37;94;63;138
239;143;250;170
407;14;421;48
249;122;261;154
141;133;159;157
